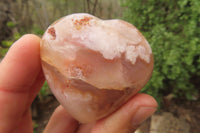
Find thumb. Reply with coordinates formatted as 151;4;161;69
91;94;157;133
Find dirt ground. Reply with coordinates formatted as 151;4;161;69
163;98;200;133
32;96;59;133
138;97;200;133
32;95;200;133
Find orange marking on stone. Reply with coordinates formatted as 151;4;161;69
66;79;71;88
48;27;56;40
73;16;92;30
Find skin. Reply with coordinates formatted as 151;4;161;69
0;34;157;133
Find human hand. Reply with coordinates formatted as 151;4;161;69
0;34;157;133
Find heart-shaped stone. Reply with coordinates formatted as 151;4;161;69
40;13;153;123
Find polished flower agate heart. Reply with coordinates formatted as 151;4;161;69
40;13;154;123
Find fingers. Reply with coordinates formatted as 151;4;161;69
45;94;157;133
0;34;42;91
0;34;45;132
91;93;157;133
44;106;79;133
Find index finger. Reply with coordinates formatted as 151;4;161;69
0;34;44;132
0;34;42;90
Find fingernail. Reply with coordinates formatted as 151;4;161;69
132;106;156;126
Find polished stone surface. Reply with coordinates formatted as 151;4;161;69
40;13;154;123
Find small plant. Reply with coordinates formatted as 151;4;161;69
0;31;22;57
121;0;200;102
38;81;50;102
33;121;39;133
6;21;17;28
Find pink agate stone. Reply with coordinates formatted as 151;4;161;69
40;13;154;123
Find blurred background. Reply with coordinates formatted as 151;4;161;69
0;0;199;133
